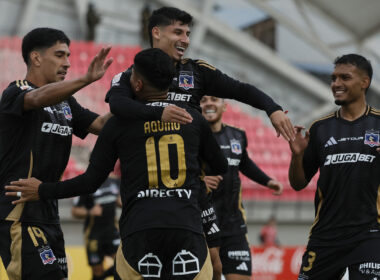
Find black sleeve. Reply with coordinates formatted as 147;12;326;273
105;70;164;120
73;195;93;209
197;61;283;116
239;131;271;186
0;84;32;116
303;124;319;182
198;114;228;175
68;96;98;139
39;119;119;200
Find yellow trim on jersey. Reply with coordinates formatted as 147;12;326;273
181;58;189;64
365;105;371;115
196;60;216;71
194;249;212;280
6;151;33;221
115;244;143;280
308;113;335;130
377;185;380;224
6;221;22;280
309;187;323;238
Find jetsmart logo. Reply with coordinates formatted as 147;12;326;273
41;122;72;136
324;153;375;166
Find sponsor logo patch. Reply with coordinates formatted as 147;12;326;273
324;153;375;166
138;253;162;278
41;122;73;136
173;250;199;275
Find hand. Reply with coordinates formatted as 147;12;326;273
89;204;103;216
269;110;295;142
267;179;283;195
203;176;223;190
5;177;42;204
84;46;113;83
161;105;193;124
289;126;310;155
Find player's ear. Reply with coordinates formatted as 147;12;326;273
361;76;370;92
135;79;143;92
30;51;42;67
152;26;161;42
222;100;227;112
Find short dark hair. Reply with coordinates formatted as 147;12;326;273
334;54;373;91
134;48;175;91
22;27;70;65
148;7;193;47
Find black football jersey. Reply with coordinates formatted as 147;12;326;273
304;106;380;245
212;124;271;237
105;59;282;120
39;101;228;239
0;80;98;224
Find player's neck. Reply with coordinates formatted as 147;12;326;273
340;100;367;121
210;121;222;133
25;71;47;87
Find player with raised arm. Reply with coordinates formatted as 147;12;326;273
0;27;112;280
7;48;228;280
106;7;295;142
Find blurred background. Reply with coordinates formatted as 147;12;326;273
1;0;379;279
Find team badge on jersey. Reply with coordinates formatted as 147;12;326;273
62;105;72;120
179;72;194;90
364;130;380;147
230;139;242;155
39;247;56;265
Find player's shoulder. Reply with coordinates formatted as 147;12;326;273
223;123;246;134
111;67;132;87
368;106;380;118
308;111;337;130
180;58;217;71
3;80;33;93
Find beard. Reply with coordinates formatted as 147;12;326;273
334;99;346;106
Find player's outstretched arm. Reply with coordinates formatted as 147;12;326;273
197;61;295;141
23;46;113;111
288;126;309;190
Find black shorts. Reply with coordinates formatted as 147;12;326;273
86;226;120;265
115;229;212;280
0;220;67;280
298;238;380;280
219;234;252;276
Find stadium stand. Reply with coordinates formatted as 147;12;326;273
0;37;316;201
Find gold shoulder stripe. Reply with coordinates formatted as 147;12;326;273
20;80;25;87
309;113;335;129
181;58;189;64
198;63;216;71
365;105;370;115
16;80;20;87
370;110;380;116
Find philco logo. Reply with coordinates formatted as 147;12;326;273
41;122;73;136
324;153;375;166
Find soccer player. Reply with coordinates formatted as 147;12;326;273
289;54;380;280
200;95;283;280
71;171;121;280
106;6;295;142
0;27;112;280
7;48;228;280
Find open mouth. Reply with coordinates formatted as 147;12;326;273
175;46;185;55
205;109;216;114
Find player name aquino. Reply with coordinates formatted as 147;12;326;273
144;120;181;134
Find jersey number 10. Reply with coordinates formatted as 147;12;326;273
145;134;187;189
